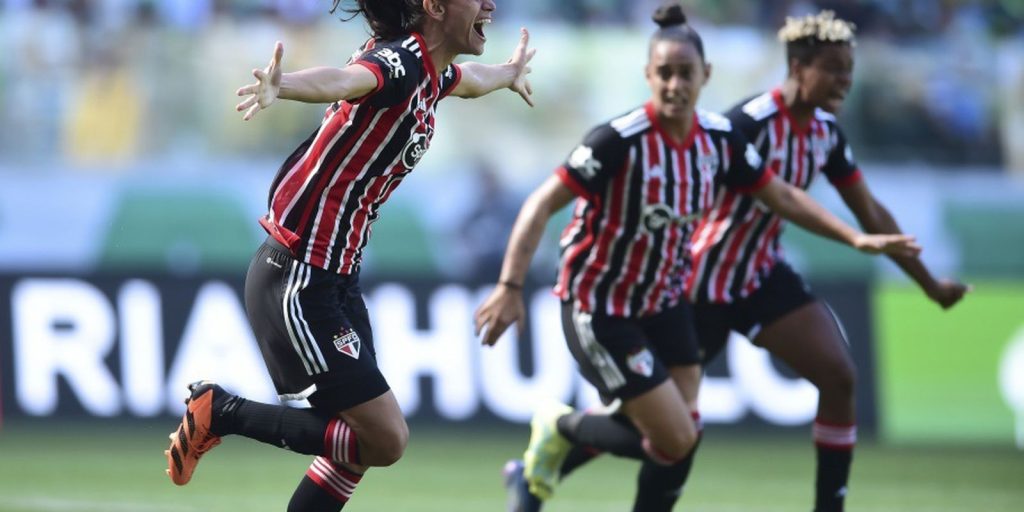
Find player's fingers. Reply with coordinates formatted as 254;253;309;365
519;27;530;46
273;41;284;65
473;309;488;336
236;95;257;112
237;84;257;96
525;48;537;63
253;68;266;81
244;103;260;121
518;88;534;108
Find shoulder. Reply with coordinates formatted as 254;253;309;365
607;106;651;139
359;36;425;80
734;91;778;123
697;109;733;133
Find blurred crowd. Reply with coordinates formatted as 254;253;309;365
2;0;1022;34
0;0;1019;169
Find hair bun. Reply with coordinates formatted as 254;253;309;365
652;3;687;28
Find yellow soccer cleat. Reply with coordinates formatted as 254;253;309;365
522;402;574;501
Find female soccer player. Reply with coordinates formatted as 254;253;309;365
474;5;918;512
685;10;969;512
163;1;535;510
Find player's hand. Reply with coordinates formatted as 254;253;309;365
235;41;284;121
852;233;921;257
506;27;536;107
474;283;526;346
926;278;971;310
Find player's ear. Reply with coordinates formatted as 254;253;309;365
702;60;712;86
423;0;445;20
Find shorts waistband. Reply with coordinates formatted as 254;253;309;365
264;236;292;256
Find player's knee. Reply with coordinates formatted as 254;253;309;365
643;429;696;465
372;421;409;466
819;359;856;400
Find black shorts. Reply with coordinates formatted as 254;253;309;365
244;238;390;412
693;261;816;364
561;300;701;402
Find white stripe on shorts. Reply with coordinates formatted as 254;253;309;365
572;307;627;391
283;261;328;375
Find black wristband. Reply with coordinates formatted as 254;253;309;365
499;280;523;290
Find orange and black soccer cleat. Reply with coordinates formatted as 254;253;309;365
165;381;224;485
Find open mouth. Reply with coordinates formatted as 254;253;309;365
473;18;491;40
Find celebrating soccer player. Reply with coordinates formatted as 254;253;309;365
162;1;535;511
475;4;920;512
684;11;969;512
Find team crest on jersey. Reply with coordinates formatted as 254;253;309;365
626;348;655;377
810;134;828;168
696;151;719;177
333;328;361;359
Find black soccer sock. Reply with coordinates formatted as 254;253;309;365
216;397;361;464
812;420;856;512
631;414;702;512
558;444;600;479
556;411;645;460
288;461;363;512
814;447;853;512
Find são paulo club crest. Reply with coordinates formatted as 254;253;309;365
333;328;361;359
626;348;655;377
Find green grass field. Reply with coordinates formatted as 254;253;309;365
0;421;1021;512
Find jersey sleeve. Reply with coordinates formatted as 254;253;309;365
555;124;629;199
438;63;463;100
823;125;862;188
720;127;773;193
351;44;422;108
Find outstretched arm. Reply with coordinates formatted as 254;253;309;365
235;41;379;121
751;176;922;257
474;175;574;345
838;179;969;309
451;28;536;106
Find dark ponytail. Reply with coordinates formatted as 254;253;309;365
332;0;427;40
650;2;705;62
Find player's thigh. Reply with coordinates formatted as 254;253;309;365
753;300;854;389
620;378;696;459
668;364;701;408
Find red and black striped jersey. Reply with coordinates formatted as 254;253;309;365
685;89;862;304
259;33;462;274
554;102;770;318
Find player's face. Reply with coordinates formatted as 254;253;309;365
438;0;495;56
645;40;709;123
797;44;853;113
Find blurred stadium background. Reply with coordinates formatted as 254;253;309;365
0;0;1022;510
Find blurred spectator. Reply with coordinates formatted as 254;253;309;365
454;158;522;281
62;43;143;167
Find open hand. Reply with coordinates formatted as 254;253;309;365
853;233;922;257
506;28;536;107
235;41;284;121
474;285;526;346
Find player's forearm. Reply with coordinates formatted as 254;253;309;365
279;67;362;103
498;194;552;286
454;62;516;98
760;181;860;246
857;201;938;291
